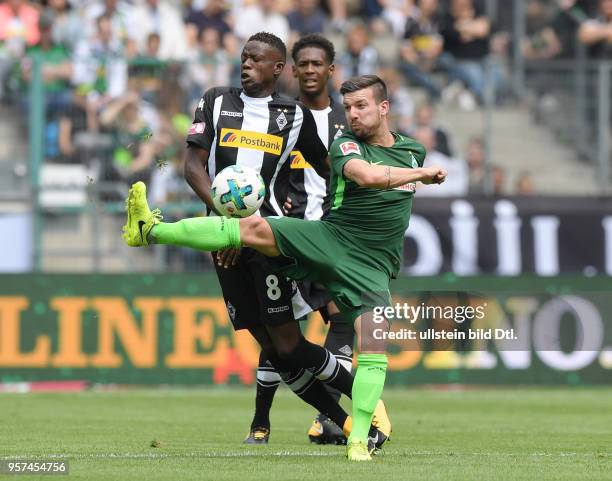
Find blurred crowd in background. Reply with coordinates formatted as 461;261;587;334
0;0;610;205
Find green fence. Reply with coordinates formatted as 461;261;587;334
0;274;610;385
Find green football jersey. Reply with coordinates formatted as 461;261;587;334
325;131;426;277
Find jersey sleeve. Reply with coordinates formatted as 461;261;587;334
186;88;217;152
329;136;365;179
411;142;426;168
293;106;329;178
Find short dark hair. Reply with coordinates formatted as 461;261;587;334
291;34;336;64
247;32;287;61
340;75;388;103
96;13;112;26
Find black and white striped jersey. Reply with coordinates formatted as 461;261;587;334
186;87;328;217
288;97;347;220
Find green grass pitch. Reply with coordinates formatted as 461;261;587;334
1;388;610;481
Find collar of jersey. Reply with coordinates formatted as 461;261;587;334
310;105;332;115
294;95;333;113
240;92;273;104
367;131;402;148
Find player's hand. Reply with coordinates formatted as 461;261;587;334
283;196;293;215
217;248;241;268
421;167;448;185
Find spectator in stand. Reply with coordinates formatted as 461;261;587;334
0;0;40;99
129;32;167;103
465;136;486;194
99;90;162;185
379;67;414;135
20;11;74;159
222;32;242;87
413;102;453;156
515;171;535;195
185;0;231;47
73;13;128;132
523;0;563;116
413;125;468;196
523;0;562;60
84;0;138;58
143;32;161;60
379;0;417;38
44;0;83;53
551;0;592;58
335;22;379;84
234;0;290;44
131;0;188;61
287;0;327;37
550;0;599;59
439;0;497;107
491;165;506;195
399;0;443;100
578;0;612;57
183;27;231;106
320;0;349;32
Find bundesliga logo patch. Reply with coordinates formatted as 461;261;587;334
340;141;361;156
189;122;205;135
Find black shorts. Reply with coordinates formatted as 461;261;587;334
296;280;332;321
214;248;329;330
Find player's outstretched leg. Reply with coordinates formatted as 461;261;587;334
122;181;163;247
123;182;276;254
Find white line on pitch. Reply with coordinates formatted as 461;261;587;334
0;452;609;460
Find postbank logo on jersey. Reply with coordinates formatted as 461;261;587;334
219;128;283;155
290;150;313;169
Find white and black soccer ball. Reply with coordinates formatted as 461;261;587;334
211;165;266;218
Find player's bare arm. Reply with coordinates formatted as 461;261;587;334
184;145;241;267
314;154;331;180
342;158;447;189
183;146;216;213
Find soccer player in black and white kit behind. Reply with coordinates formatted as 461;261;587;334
178;32;390;447
245;34;356;446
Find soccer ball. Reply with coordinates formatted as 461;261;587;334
211;165;266;218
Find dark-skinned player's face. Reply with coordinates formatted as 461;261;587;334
240;41;285;96
292;46;334;96
343;87;389;139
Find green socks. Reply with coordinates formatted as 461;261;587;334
150;216;241;251
348;353;388;443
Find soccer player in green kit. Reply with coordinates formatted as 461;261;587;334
123;75;447;461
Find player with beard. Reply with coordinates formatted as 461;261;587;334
123;32;389;450
123;73;447;461
245;34;355;446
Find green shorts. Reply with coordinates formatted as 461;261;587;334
266;217;392;321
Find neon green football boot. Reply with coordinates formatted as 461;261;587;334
346;439;372;462
122;181;162;247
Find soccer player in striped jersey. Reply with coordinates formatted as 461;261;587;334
246;34;355;446
143;32;388;449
